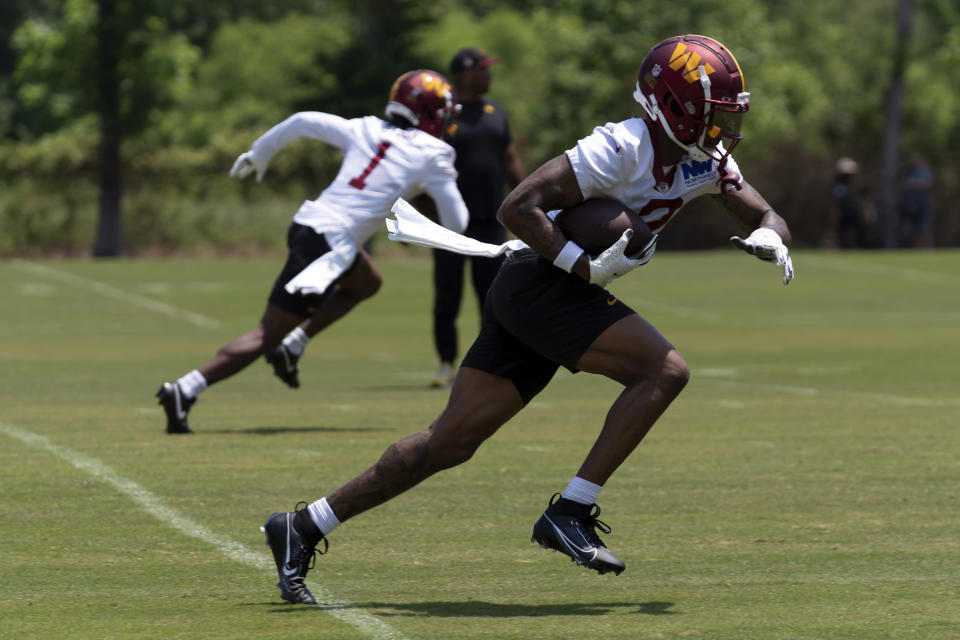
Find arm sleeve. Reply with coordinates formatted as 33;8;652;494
251;112;353;164
425;180;469;234
422;147;468;233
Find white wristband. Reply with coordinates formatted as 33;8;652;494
553;240;584;273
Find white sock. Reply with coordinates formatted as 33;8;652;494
282;327;310;356
176;370;207;399
561;476;603;506
306;497;341;536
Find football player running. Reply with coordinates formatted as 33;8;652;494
155;70;468;434
261;35;794;604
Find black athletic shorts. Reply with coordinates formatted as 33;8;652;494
461;248;636;404
268;223;358;318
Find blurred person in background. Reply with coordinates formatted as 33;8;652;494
824;157;872;249
899;152;934;248
155;70;468;434
428;47;526;388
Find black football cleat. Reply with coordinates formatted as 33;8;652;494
265;344;301;389
155;382;195;434
261;504;327;605
531;494;625;576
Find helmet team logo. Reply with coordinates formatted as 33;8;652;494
415;73;452;100
385;69;461;138
633;34;749;164
388;71;452;103
667;42;716;83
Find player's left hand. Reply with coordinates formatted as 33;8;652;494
229;150;268;182
730;227;794;285
588;230;658;286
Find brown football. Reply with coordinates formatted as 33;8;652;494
555;198;653;256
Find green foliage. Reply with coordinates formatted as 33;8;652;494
11;0;99;138
164;12;355;146
1;0;959;254
0;117;99;254
11;0;203;139
413;7;620;160
0;176;97;255
902;0;960;182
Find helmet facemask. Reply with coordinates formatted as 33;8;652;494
634;35;749;164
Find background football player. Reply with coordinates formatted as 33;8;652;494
156;69;468;434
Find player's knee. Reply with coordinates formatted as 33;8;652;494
357;273;382;299
218;326;265;358
620;349;689;395
426;427;483;470
431;438;480;469
661;350;690;398
433;446;475;470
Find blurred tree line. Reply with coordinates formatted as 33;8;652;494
0;0;957;256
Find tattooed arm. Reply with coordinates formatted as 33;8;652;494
712;179;792;243
497;154;592;280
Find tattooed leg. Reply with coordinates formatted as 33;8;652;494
325;367;524;523
326;430;433;521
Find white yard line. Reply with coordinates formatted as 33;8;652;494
0;421;404;640
10;259;221;329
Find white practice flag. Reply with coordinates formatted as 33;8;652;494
386;198;526;257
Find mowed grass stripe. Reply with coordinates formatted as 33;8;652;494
10;258;222;329
0;420;406;640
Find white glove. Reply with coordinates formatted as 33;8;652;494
588;230;658;286
229;150;269;182
730;227;794;285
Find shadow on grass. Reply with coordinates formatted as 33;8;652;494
256;600;678;617
357;384;444;393
361;600;678;617
205;425;392;435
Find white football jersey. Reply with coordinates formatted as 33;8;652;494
250;113;468;244
565;117;742;233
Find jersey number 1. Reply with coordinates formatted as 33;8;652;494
349;141;392;190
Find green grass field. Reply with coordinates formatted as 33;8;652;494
1;248;958;640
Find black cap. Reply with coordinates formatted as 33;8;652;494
449;47;501;75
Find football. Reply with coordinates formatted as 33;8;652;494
554;198;653;256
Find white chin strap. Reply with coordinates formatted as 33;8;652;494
633;79;719;163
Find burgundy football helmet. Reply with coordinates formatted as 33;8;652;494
633;35;749;162
385;69;460;138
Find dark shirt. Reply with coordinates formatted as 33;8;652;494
832;176;861;224
901;164;933;221
448;97;512;222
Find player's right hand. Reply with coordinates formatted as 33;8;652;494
588;230;657;286
229;150;268;182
